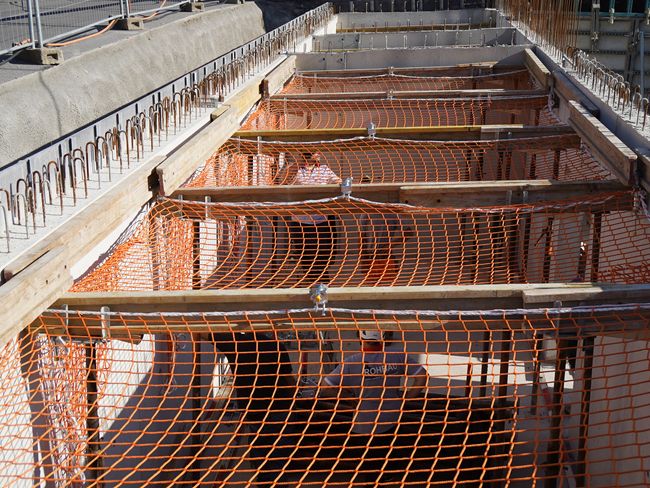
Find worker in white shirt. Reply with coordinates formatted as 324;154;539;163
288;152;342;283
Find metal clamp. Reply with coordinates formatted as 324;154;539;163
309;283;328;314
341;177;353;199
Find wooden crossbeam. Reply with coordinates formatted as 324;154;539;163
174;180;628;207
46;283;650;317
523;49;550;89
270;89;548;100
296;63;500;76
234;125;579;143
568;101;637;185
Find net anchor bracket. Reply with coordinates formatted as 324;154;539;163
341;177;353;199
309;284;329;315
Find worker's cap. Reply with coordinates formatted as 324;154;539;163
360;330;383;341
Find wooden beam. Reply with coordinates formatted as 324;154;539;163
297;62;499;76
50;283;650;316
0;247;72;346
234;125;579;143
271;89;548;100
568;101;638;184
523;48;550;90
157;55;296;195
174;180;628;207
262;55;296;98
157;86;261;195
523;284;650;305
265;94;548;111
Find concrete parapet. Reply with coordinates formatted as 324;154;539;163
0;2;265;168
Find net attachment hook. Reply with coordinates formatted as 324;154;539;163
309;283;328;315
341;177;353;199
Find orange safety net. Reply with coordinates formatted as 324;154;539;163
71;191;650;292
240;96;557;130
182;136;611;188
281;68;538;94
2;304;649;486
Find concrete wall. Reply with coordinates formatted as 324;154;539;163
0;3;265;168
295;45;530;70
336;8;497;29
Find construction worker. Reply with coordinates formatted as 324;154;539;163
286;152;341;283
212;331;298;486
317;329;428;483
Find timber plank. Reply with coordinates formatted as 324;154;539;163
568;101;637;184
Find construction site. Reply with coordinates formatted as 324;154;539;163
0;0;649;486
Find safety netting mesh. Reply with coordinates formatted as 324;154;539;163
2;304;649;486
281;68;538;93
70;191;650;292
182;136;611;188
240;95;557;130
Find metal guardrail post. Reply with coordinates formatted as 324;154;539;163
641;31;646;96
124;0;132;18
27;0;36;49
33;0;44;48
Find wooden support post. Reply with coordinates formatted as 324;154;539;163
189;333;204;481
529;333;542;415
85;340;103;486
479;329;491;398
528;153;537;180
590;212;602;282
19;330;55;484
552;149;561;180
542;218;555;283
192;220;202;290
493;328;512;485
576;335;594;488
496;149;504;181
503;150;513;181
498;329;512;405
545;338;569;488
521;209;532;282
477;150;485;181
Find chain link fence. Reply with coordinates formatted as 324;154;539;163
0;0;207;56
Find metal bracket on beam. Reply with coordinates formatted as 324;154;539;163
309;284;329;314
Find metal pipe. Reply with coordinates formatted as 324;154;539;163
33;0;44;48
27;0;35;49
640;31;646;96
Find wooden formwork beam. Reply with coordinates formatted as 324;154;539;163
523;48;551;90
157;55;297;196
568;101;638;184
0;248;72;347
271;89;548;100
234;125;580;143
174;180;628;207
296;62;499;76
49;284;650;316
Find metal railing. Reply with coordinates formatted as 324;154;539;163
570;48;650;135
0;2;334;257
0;0;205;56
